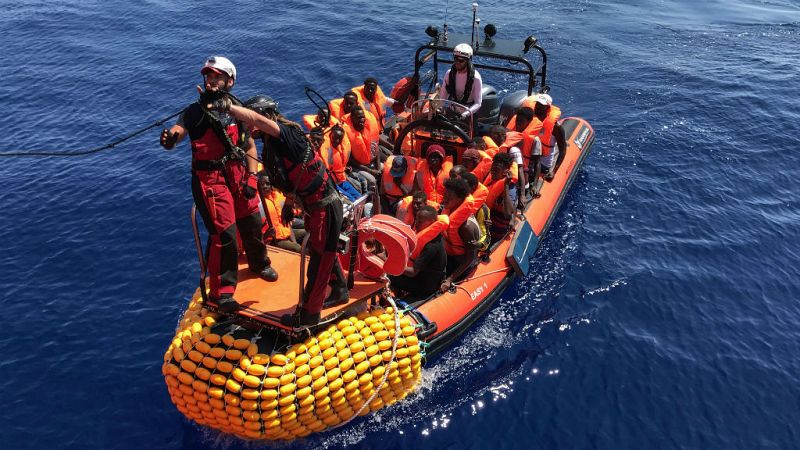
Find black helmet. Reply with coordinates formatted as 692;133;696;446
244;95;279;116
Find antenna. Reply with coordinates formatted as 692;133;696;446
471;3;478;47
443;0;450;41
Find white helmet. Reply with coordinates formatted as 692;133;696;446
201;56;236;80
453;43;473;59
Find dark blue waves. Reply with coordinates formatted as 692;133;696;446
1;1;800;449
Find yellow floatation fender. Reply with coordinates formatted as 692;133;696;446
162;294;424;441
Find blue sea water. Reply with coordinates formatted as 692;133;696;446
2;0;800;448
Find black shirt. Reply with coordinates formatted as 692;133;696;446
179;103;246;142
262;122;310;165
413;234;447;294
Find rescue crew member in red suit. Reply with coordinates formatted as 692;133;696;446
160;56;277;314
208;94;349;326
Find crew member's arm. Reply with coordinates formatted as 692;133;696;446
440;221;480;291
210;100;282;139
244;136;258;174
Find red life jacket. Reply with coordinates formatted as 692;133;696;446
389;76;419;114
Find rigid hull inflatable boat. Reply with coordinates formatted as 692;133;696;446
162;22;595;441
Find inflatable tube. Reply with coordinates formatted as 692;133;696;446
163;296;423;441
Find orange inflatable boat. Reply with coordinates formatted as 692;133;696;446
162;20;594;442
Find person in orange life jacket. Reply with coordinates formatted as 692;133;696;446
396;191;436;227
260;182;306;253
342;106;381;190
487;124;530;200
320;125;362;202
303;107;338;133
414;144;452;204
533;94;568;181
159;56;277;314
460;171;492;252
329;91;361;121
207;95;349;326
508;107;542;187
440;177;481;292
485;152;518;244
438;43;483;121
387;205;447;302
353;78;395;129
379;155;414;215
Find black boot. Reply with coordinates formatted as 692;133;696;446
258;265;279;282
216;294;240;314
323;284;350;309
281;308;320;327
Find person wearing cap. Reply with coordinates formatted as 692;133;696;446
380;155;416;214
530;93;567;180
207;93;349;326
159;56;277;314
414;144;453;205
461;146;493;181
438;43;483;120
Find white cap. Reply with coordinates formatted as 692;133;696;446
453;43;473;59
201;56;236;80
536;93;552;106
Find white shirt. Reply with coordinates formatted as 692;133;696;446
439;68;483;115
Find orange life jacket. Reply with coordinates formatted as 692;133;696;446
342;110;380;165
302;114;339;132
381;155;417;200
328;98;346;121
410;215;449;260
389;76;419;114
353;84;388;127
483;174;508;212
262;190;293;241
319;133;352;184
482;136;499;157
415;157;453;204
473;182;489;206
470;150;494;181
537;106;561;157
396;195;440;226
443;194;477;256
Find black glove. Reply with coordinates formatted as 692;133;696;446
242;173;258;199
160;128;178;149
208;97;232;112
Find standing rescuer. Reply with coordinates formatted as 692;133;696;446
207;93;349;327
160;56;278;314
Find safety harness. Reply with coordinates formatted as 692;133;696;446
446;61;476;105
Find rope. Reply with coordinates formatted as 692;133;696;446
0;110;183;157
328;296;402;430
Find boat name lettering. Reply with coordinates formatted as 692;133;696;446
470;282;489;301
574;127;590;150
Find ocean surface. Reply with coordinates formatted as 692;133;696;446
2;0;800;448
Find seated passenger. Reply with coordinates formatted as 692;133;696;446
461;147;493;181
461;172;491;253
387;205;447;302
353;77;394;128
261;184;305;253
380;155;416;215
483;153;518;243
319;125;362;201
303;108;339;132
438;43;483;120
441;177;481;291
488;124;529;199
396;191;438;227
329;91;361;121
531;94;567;180
415;144;453;204
342;106;381;189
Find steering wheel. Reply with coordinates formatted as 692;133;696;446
392;117;472;155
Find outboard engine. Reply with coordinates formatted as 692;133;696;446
476;84;499;125
498;90;529;126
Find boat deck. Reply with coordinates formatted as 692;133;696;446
205;246;387;330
